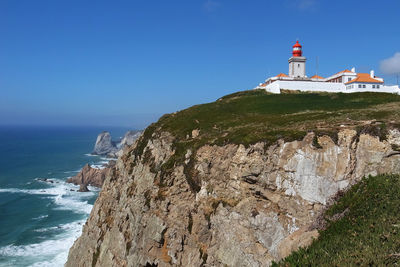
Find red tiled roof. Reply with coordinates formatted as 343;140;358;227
276;73;288;77
345;73;384;84
311;75;324;79
333;69;353;76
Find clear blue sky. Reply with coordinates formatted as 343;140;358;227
1;0;400;128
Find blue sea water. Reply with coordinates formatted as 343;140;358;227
0;126;129;267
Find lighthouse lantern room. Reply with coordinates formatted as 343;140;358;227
288;40;307;78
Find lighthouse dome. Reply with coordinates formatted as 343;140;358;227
293;41;302;48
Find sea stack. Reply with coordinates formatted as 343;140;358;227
92;131;118;156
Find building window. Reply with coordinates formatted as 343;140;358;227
372;85;375;88
298;64;300;68
348;78;352;82
358;84;362;88
363;85;366;88
377;85;380;88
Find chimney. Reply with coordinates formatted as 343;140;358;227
351;67;356;73
370;70;375;78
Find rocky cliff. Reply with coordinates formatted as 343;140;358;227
66;91;400;266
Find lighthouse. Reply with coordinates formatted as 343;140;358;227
288;40;307;78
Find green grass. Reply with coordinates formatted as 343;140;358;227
273;174;400;266
155;90;400;147
131;90;400;191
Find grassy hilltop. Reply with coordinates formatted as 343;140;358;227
139;90;400;159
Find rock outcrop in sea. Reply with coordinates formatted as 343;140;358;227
93;131;119;156
68;130;143;189
93;130;142;158
67;162;115;188
66;127;400;266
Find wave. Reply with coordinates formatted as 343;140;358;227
0;220;86;267
63;169;81;174
0;153;105;266
0;180;95;266
100;156;115;161
32;215;49;221
84;153;97;157
0;180;94;215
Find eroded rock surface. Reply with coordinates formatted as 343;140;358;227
93;131;118;156
67;163;114;188
66;128;400;267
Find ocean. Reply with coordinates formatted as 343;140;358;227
0;126;129;267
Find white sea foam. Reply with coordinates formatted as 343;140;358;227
0;220;86;267
0;156;105;266
84;153;97;157
0;179;96;266
100;156;115;161
63;169;81;174
32;215;48;221
91;164;105;169
0;180;94;215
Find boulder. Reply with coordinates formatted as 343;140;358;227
78;184;90;192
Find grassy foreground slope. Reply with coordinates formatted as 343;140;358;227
273;174;400;266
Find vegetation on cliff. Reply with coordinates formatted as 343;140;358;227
155;90;400;147
273;173;400;266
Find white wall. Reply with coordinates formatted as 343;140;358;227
266;80;344;93
265;80;400;94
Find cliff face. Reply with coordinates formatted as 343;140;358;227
66;127;400;267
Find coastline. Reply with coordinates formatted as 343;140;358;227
0;126;129;267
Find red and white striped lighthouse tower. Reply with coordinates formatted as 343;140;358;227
288;40;307;78
292;40;302;57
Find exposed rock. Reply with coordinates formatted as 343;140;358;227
93;131;118;156
192;129;200;138
116;131;143;158
66;129;400;267
67;163;113;188
93;130;142;157
119;131;142;148
78;184;90;192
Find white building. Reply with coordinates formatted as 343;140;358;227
257;41;400;94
